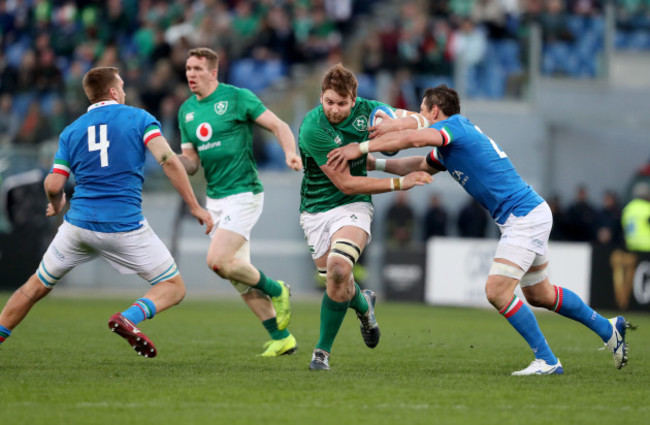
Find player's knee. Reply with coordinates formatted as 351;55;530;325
484;280;501;307
484;277;515;309
523;292;546;308
520;268;551;308
327;239;360;284
207;256;233;279
327;258;352;285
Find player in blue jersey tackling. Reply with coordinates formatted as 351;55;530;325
327;84;632;375
0;67;213;357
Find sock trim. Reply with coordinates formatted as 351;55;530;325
499;295;523;318
0;325;11;342
552;285;563;312
135;298;156;319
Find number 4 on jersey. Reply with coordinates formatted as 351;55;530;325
88;124;110;167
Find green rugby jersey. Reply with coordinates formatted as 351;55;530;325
178;83;266;199
299;97;388;213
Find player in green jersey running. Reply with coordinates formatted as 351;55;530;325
177;47;302;357
299;63;432;370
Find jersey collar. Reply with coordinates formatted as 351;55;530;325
88;100;119;111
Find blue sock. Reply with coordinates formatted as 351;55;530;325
0;324;11;344
121;298;157;326
500;295;558;365
551;285;612;342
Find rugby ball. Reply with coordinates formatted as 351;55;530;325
369;105;397;126
369;105;399;157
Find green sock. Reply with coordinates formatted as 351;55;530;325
254;270;282;297
262;318;290;340
316;293;350;353
348;282;368;315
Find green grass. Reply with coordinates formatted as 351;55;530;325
0;293;648;425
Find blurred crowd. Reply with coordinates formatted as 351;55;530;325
0;0;373;156
0;0;649;160
357;0;650;106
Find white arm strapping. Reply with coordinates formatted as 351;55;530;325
375;159;386;172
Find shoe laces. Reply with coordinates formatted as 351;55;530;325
313;350;328;363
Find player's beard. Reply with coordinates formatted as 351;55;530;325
325;110;345;124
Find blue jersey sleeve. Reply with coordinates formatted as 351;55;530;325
52;131;72;177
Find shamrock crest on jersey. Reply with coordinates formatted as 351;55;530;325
352;116;368;132
214;101;228;115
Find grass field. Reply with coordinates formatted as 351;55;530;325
0;293;648;425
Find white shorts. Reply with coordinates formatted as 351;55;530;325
37;220;178;288
494;201;551;271
206;192;263;241
300;202;373;260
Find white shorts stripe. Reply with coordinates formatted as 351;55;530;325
149;263;179;285
37;261;61;288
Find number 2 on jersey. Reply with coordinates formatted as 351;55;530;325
88;124;110;167
475;125;507;159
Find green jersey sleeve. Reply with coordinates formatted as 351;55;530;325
238;88;267;122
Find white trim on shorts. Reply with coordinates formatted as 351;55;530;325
300;202;373;259
205;192;264;241
494;201;551;271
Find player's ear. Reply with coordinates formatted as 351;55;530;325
108;86;118;101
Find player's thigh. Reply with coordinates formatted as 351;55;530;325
206;192;263;241
207;227;247;262
38;221;97;288
95;223;179;285
495;202;552;271
300;202;373;262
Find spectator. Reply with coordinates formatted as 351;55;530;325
423;193;448;240
457;198;488;238
597;190;624;246
621;182;650;253
565;184;598;242
385;191;416;248
540;0;574;43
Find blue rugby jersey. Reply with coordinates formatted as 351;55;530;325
51;101;162;232
426;114;543;224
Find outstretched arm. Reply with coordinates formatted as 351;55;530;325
255;109;303;171
327;128;444;170
147;136;213;234
368;109;429;139
321;161;432;196
368;155;438;177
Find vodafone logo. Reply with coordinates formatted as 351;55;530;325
196;123;213;142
